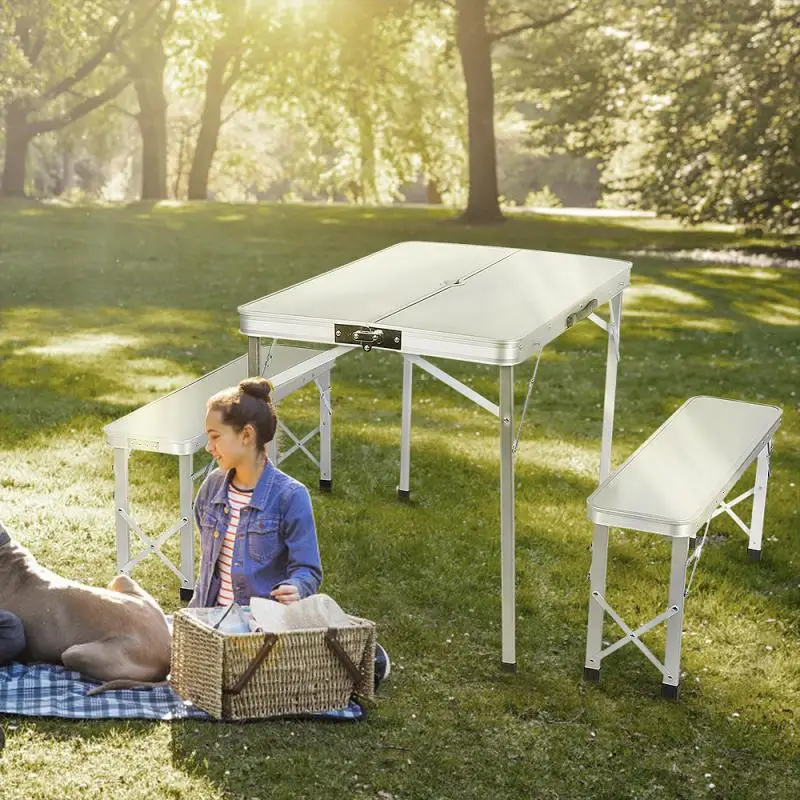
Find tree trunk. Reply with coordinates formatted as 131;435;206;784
133;49;168;201
455;0;503;223
427;180;443;204
187;105;221;200
1;102;32;198
62;149;75;194
187;59;228;200
187;0;245;201
358;114;377;204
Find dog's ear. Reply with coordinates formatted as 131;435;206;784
0;520;11;548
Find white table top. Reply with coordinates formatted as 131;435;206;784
239;241;631;365
587;396;782;537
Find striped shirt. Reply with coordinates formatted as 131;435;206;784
215;481;254;605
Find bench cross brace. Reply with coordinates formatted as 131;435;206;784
591;589;681;677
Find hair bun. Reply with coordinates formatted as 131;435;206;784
239;377;273;403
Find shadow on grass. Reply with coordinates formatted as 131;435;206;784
2;715;156;747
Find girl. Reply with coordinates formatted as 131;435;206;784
188;377;322;610
188;376;389;688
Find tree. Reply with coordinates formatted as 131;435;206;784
116;0;177;200
0;1;153;197
245;0;465;205
516;0;800;231
635;1;800;231
435;1;581;223
185;0;249;200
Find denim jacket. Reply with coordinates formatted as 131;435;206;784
188;462;322;608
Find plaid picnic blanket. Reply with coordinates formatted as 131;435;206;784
0;663;364;722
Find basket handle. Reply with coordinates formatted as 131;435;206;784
324;628;363;685
224;633;279;696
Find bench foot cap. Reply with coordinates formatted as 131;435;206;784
397;489;411;503
661;683;680;700
584;667;601;684
501;661;517;674
179;587;194;602
319;479;332;492
747;548;762;562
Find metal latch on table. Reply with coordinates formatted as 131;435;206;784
566;298;598;328
335;324;402;352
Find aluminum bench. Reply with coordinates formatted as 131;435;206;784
104;344;350;599
583;395;782;698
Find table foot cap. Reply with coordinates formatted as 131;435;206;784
397;489;411;503
179;587;194;603
501;661;517;674
661;683;680;700
583;667;601;684
319;479;333;492
747;548;761;562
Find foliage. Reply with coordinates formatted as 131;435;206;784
255;0;467;204
524;185;562;208
635;1;800;231
510;0;800;231
1;0;143;129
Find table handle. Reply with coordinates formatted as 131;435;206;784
566;298;598;328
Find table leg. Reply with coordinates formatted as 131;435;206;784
584;522;610;682
499;364;516;671
599;291;623;482
267;419;279;465
662;536;689;699
398;357;413;501
247;336;262;377
319;369;333;491
114;447;130;572
748;442;771;561
179;453;194;601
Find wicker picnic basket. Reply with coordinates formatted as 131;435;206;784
170;608;376;720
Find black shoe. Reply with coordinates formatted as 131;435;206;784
374;643;391;691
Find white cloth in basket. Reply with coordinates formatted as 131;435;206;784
250;594;354;633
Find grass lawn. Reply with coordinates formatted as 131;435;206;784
0;201;798;799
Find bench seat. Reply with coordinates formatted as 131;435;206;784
588;396;781;538
584;395;782;699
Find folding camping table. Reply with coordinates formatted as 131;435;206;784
238;241;632;670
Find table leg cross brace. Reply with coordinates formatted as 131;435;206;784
710;490;756;535
591;590;682;678
276;420;321;468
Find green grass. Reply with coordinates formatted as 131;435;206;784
0;201;798;799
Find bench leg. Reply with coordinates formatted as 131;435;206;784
662;536;689;699
179;454;195;601
585;523;610;682
748;443;771;562
318;370;333;491
113;447;131;572
398;357;413;502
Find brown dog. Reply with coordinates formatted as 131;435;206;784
0;525;171;687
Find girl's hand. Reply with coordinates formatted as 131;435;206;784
270;584;299;604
